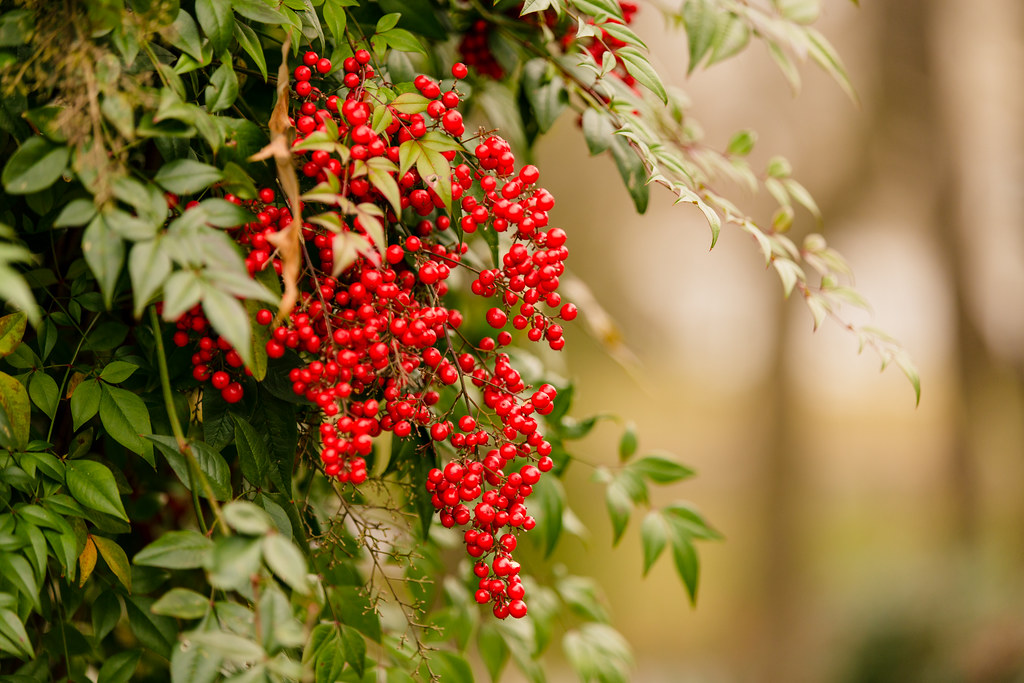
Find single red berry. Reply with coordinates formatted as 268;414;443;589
354;49;371;65
303;51;319;66
316;58;332;74
294;65;312;82
451;62;468;79
486;308;507;328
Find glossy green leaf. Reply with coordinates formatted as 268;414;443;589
70;378;101;430
134;530;214;569
152;588;210;619
161;270;203;321
563;624;632;683
99;384;155;465
161;9;205;62
97;649;141;683
1;137;69;194
333;586;382;643
27;371;57;420
232;0;288;23
154;159;224;195
196;0;233;54
65;459;129;522
233;21;268;81
727;129;757;156
99;360;139;384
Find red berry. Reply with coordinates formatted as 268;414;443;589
303;51;319;66
451;62;468;79
316;58;332;74
486;308;507;329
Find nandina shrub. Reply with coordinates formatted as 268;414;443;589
0;0;914;680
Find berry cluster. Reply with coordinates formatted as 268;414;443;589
457;1;640;90
162;49;577;619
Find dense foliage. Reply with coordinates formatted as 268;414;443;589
0;0;914;681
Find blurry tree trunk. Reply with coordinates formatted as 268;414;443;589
932;0;1024;547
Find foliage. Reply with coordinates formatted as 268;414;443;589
0;0;909;680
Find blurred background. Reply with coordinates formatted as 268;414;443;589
524;0;1024;680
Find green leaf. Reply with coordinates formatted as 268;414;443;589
530;474;565;558
82;215;125;310
232;415;271;487
671;537;700;605
54;198;98;227
563;624;632;683
1;137;69;194
663;502;721;540
135;530;214;569
523;59;567;133
147;435;232;501
557;575;609;623
419;651;473;683
640;511;668;575
125;596;176;659
233;21;268;81
152;588;210;619
65;459;129;522
365;157;402;215
97;649;141;683
608;135;648;214
375;12;400;32
92;591;122;641
201;283;254;369
0;608;32;659
682;0;717;73
99;360;139;384
222;500;272;535
154;159;224;195
93;536;132;592
378;28;426;55
605;477;633;545
618;421;637;462
26;371;56;419
334;586;382;643
0;10;32;48
263;534;310;594
322;1;347;42
99;384;155;465
195;197;254;227
477;622;511;681
161;270;203;321
0;312;27;357
727;129;757;156
627;454;695;484
617;47;667;103
708;14;750;66
233;0;288;23
0;553;40;612
415;147;452;213
161;9;205;62
70;378;100;431
191;632;265;665
196;0;233;54
205;61;239;113
207;536;262;591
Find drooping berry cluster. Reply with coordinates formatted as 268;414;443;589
161;51;577;619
